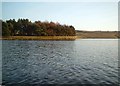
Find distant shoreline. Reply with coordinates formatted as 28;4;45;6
76;31;120;39
1;31;120;40
1;36;78;40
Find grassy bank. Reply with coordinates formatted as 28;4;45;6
76;31;120;38
1;36;77;40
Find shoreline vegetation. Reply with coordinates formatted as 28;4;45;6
1;30;120;40
1;31;120;40
1;18;77;40
1;19;120;40
1;36;78;40
2;19;76;37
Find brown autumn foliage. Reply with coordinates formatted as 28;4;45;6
2;19;76;36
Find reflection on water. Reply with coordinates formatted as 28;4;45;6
2;39;119;85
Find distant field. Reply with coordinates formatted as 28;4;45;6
76;30;120;38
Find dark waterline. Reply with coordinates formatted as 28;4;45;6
2;39;119;85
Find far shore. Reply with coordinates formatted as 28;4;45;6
1;31;120;40
1;36;78;40
76;31;120;39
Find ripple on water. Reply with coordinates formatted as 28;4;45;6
2;40;119;84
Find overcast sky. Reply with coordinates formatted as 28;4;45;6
2;1;118;31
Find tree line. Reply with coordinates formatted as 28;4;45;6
2;19;76;36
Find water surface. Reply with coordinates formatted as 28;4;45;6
2;39;119;85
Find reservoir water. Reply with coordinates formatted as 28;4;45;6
2;39;119;85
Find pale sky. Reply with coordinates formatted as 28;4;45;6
1;1;119;31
